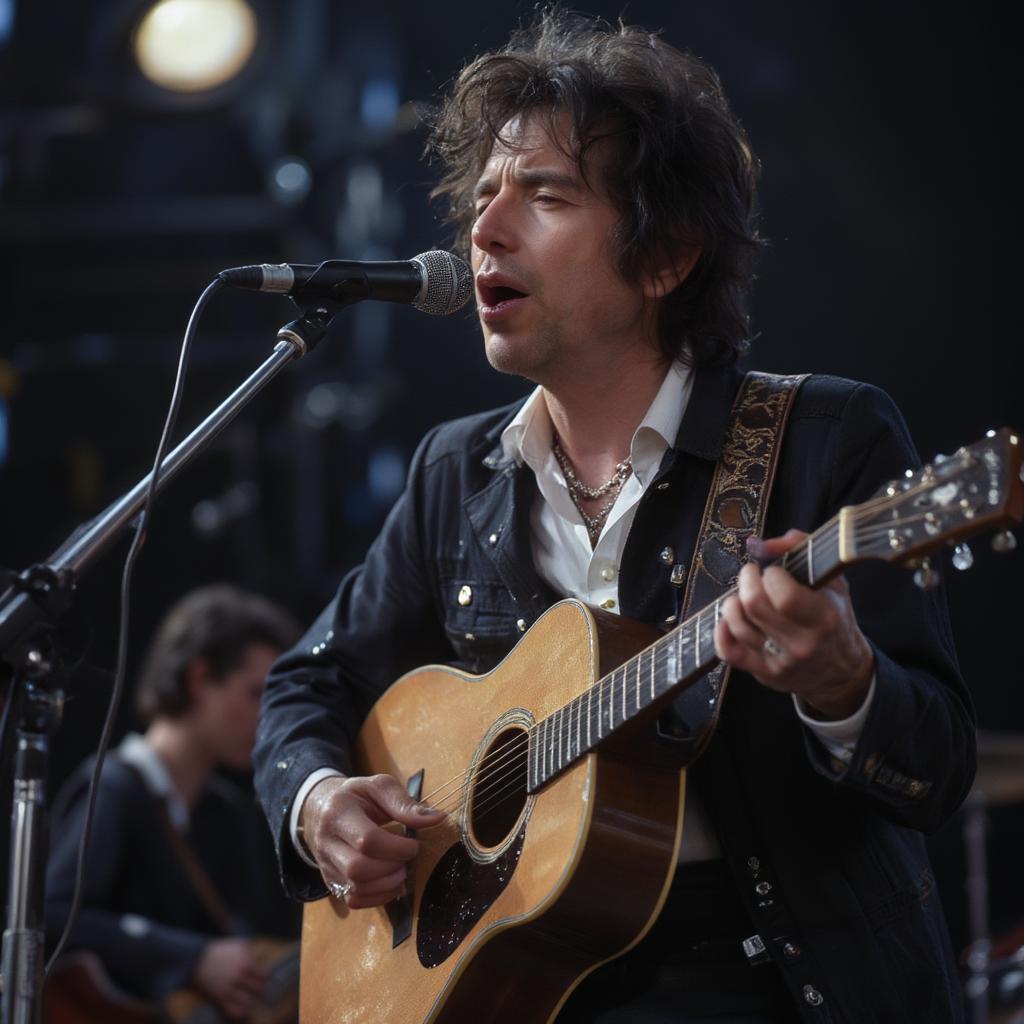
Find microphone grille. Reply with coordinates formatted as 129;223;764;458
411;251;473;315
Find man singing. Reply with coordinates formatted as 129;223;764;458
254;11;973;1022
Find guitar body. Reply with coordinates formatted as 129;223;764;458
300;600;687;1024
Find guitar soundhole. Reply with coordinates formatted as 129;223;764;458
469;725;528;849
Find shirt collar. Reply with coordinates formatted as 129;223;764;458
118;732;190;831
499;359;694;485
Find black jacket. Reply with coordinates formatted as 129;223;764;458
254;365;975;1023
45;749;299;1000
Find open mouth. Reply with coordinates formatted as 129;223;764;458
477;282;529;307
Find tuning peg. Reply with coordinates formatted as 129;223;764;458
951;543;974;571
992;530;1018;554
913;559;941;590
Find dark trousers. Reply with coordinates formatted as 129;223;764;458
557;860;801;1024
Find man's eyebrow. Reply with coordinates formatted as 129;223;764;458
472;168;584;200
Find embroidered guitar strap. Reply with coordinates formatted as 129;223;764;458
670;370;809;758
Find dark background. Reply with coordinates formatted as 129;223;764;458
0;0;1020;981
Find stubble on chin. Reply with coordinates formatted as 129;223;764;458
482;324;561;383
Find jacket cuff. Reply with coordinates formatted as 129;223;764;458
803;643;934;805
793;673;876;764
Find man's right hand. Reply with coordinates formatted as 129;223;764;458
299;774;446;908
193;937;269;1020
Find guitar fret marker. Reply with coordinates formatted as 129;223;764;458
575;697;581;758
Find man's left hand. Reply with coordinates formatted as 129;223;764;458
713;529;875;720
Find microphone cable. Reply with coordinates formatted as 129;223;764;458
45;277;226;974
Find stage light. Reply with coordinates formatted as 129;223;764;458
0;0;15;46
133;0;258;94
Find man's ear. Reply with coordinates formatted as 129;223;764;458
183;657;214;709
642;244;702;300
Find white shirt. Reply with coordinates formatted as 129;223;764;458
289;363;874;865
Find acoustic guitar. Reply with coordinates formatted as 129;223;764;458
300;429;1023;1024
43;939;299;1024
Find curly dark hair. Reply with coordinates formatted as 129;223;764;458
135;584;299;723
428;8;763;367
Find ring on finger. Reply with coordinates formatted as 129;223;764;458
328;880;353;900
762;636;783;657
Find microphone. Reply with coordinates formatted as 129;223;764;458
218;250;473;316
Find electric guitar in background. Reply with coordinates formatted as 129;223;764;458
300;429;1023;1024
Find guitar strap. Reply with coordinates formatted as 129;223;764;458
670;370;809;756
152;797;233;936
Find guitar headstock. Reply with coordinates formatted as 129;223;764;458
846;428;1023;576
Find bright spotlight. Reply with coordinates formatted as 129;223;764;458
134;0;258;94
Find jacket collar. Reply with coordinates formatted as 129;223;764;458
671;362;744;462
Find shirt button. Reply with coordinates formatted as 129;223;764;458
802;985;824;1007
458;585;473;607
755;881;772;896
783;942;801;960
659;546;675;565
516;618;527;632
600;566;616;581
488;533;499;545
600;599;616;610
656;481;670;491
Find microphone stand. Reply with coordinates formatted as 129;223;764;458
0;304;334;1024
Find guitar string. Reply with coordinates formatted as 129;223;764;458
423;584;747;810
421;733;531;814
424;528;844;815
470;757;533;826
423;584;767;812
419;480;976;812
421;504;987;827
448;734;529;814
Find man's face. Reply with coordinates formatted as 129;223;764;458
470;112;658;386
192;642;279;771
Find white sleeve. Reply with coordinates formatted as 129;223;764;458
288;767;345;868
793;674;876;764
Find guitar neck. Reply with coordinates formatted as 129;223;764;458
526;515;846;791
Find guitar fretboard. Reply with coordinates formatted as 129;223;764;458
526;518;846;791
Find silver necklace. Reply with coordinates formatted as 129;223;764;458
552;435;633;545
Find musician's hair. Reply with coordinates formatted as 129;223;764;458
428;8;763;367
135;584;298;723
